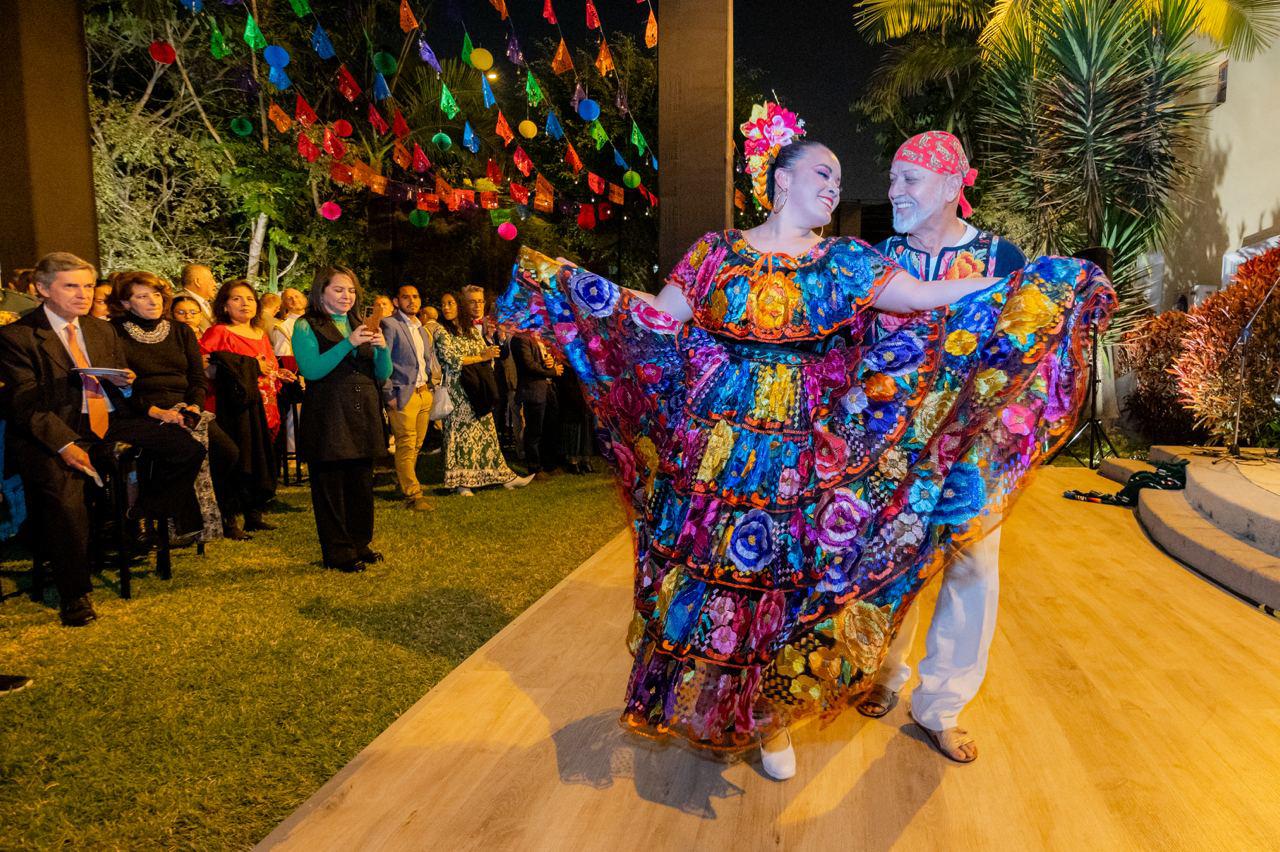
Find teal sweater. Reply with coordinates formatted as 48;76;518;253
292;314;392;382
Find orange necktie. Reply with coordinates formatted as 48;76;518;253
64;323;109;438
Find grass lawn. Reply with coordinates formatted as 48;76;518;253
0;453;627;849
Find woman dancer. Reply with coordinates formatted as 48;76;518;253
500;103;1113;779
433;291;533;495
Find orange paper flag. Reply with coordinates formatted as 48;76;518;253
369;174;388;195
268;102;293;132
585;0;600;29
645;9;658;48
564;142;583;175
607;182;624;204
393;141;412;170
489;0;508;20
587;171;604;194
436;175;454;207
734;188;746;211
495;111;514;147
417;191;440;212
594;41;615;76
534;173;555;213
551;38;574;75
399;0;418;33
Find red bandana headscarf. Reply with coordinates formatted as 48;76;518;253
893;131;978;218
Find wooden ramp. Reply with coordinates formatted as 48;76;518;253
258;469;1280;851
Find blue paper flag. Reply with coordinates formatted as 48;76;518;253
481;76;496;109
180;0;204;11
545;111;563;141
650;156;658;172
268;65;291;91
311;25;335;60
419;37;441;74
614;149;630;170
463;121;480;153
373;72;391;101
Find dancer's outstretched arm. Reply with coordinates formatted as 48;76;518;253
873;271;1000;314
629;284;694;322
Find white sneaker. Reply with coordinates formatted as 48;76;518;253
760;728;796;781
456;487;474;497
503;474;535;489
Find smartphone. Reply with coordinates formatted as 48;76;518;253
363;302;388;333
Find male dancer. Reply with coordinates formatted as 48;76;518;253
857;131;1026;763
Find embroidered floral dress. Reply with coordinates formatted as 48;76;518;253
434;326;518;489
500;230;1114;752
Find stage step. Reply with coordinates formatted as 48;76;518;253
1184;462;1280;559
1137;488;1280;610
1098;457;1153;485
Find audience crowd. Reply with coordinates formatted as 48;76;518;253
0;252;595;631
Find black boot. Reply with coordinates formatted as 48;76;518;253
244;511;277;532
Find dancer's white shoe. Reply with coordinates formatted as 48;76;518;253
503;473;535;489
760;728;796;780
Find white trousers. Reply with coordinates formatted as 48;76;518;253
877;524;1002;731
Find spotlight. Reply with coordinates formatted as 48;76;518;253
486;71;499;81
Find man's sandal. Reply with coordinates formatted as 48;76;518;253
855;684;899;718
910;712;978;763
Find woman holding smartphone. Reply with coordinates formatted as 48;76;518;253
292;266;393;573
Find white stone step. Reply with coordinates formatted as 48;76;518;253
1184;462;1280;559
1137;489;1280;611
1097;457;1153;485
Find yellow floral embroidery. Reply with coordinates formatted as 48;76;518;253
747;272;800;331
708;289;729;323
656;567;681;619
973;368;1008;401
944;251;984;280
997;285;1057;345
789;674;822;702
913;390;957;441
689;238;711;270
776;644;807;676
808;645;845;682
944;329;978;356
634;435;660;496
696;419;736;482
626;611;647;656
833;600;892;676
752;363;794;422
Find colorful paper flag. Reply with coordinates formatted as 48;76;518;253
288;0;311;16
615;84;629;115
577;204;596;229
545;110;563;141
589;120;608;150
613;149;629;170
243;14;266;51
268;66;292;91
506;33;524;66
571;82;586;111
179;0;203;12
597;202;614;222
454;189;476;210
542;0;557;25
418;191;440;212
413;143;431;172
585;0;601;29
419;37;441;73
393;141;412;170
480;190;499;210
330;162;354;185
373;72;391;101
734;189;746;211
322;127;346;159
463;121;480;153
336;65;361;102
268;102;293;132
645;9;658;48
399;0;419;32
489;0;508;20
565;142;583;175
525;73;543;107
393;109;411;139
534;173;555;213
595;41;615;75
369;174;388;195
490;208;515;225
587;172;605;194
461;32;474;66
608;182;624;204
551;39;574;75
368;103;390;135
210;19;231;59
435;175;454;207
513;146;533;177
487;159;503;183
482;76;496;109
495;112;514;146
297;132;320;163
630;121;647;155
311;25;335;60
352;162;375;185
295;94;318;127
509;181;529;204
440;82;459;119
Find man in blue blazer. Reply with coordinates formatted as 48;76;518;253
381;283;442;511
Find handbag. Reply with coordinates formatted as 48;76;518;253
429;383;454;420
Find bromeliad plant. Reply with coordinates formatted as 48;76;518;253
853;0;1280;335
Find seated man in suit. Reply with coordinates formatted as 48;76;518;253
381;283;442;511
510;330;563;480
0;252;205;626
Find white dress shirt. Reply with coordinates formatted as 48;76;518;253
44;305;114;414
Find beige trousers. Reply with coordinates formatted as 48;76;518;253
388;385;433;499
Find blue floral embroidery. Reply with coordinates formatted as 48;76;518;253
727;509;777;572
932;462;987;525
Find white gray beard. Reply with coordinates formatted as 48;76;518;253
892;207;922;234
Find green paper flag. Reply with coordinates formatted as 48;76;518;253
440;82;460;119
461;32;474;65
630;121;647;156
525;73;543;107
589;120;608;150
210;20;231;59
490;208;514;225
243;14;266;51
288;0;311;16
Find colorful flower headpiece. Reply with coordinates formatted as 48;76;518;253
740;101;806;211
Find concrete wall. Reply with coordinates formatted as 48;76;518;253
1163;41;1280;307
658;0;734;277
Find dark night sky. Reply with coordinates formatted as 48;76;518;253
734;0;888;202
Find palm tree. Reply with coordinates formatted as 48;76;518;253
853;0;1280;330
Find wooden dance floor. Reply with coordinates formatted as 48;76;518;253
259;468;1280;851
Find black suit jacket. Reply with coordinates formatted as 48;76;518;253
0;308;133;457
511;333;559;403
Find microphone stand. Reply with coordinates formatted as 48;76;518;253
1226;271;1280;458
